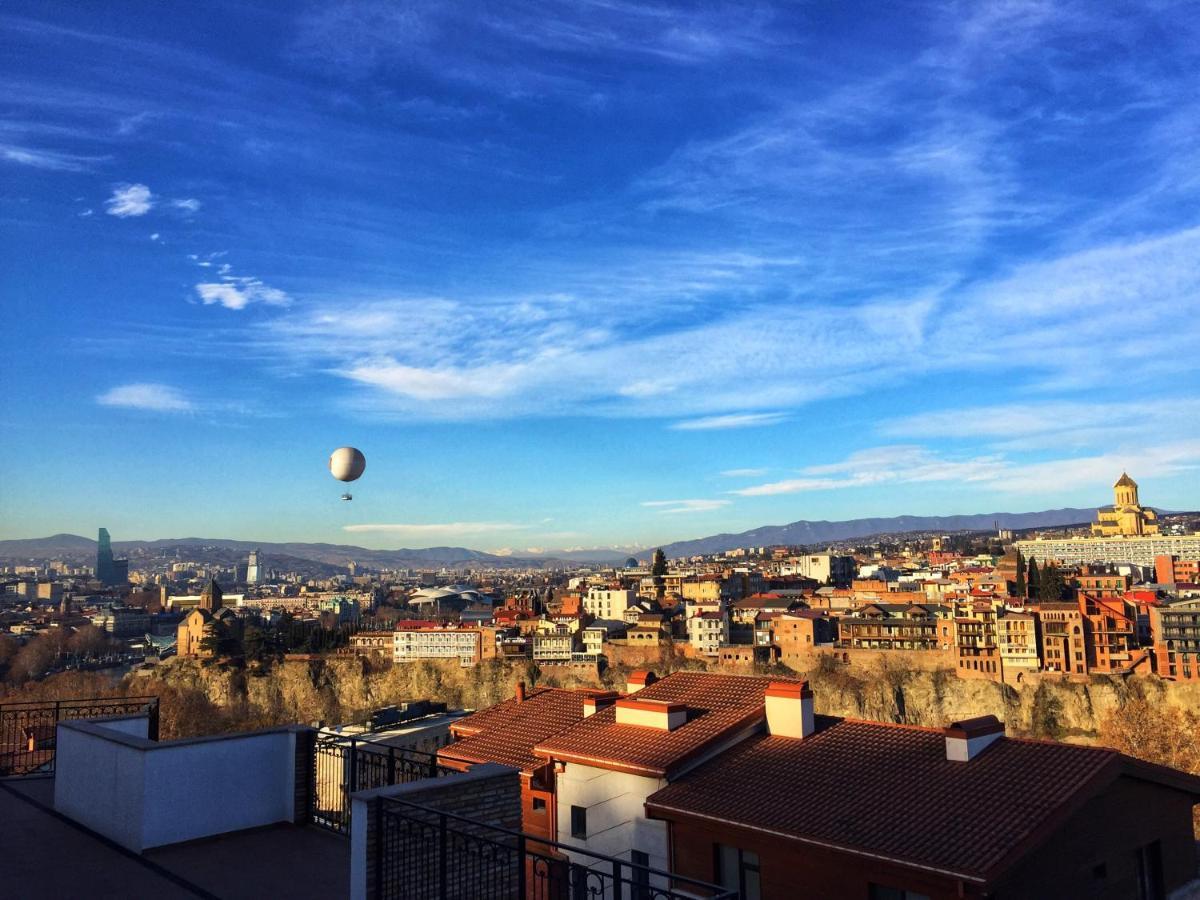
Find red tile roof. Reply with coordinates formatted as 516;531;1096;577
645;718;1200;884
533;671;799;778
439;687;586;772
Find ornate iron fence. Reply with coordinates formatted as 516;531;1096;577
0;695;159;777
312;734;456;834
375;796;738;900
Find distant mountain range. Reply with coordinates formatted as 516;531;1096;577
652;508;1108;559
0;507;1125;571
0;535;557;571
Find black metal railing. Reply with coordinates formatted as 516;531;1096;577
375;796;738;900
312;734;457;835
0;695;159;777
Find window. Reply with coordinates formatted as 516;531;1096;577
715;844;761;900
531;797;546;813
868;885;931;900
631;849;650;897
1135;841;1164;900
570;805;587;839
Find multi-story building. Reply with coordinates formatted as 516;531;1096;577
1155;555;1200;587
393;626;482;666
954;602;1001;680
772;611;836;666
1072;567;1130;598
91;605;152;638
583;587;635;620
531;631;574;663
837;603;950;651
997;611;1039;679
1079;593;1138;674
1031;602;1088;675
1014;533;1200;567
782;552;854;585
1150;598;1200;681
686;610;727;656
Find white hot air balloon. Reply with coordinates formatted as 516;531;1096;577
329;447;366;495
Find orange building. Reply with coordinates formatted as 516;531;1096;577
1078;594;1137;674
1030;603;1088;675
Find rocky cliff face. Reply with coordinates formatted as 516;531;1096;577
145;655;1200;742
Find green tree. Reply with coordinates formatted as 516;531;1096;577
1014;553;1026;599
1027;559;1040;596
1038;564;1066;603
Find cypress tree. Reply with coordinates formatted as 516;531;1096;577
1027;558;1040;596
1014;553;1027;599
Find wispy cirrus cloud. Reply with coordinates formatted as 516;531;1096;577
642;499;731;514
731;442;1200;497
105;183;154;217
96;382;193;412
671;413;787;431
720;468;768;478
1;143;106;171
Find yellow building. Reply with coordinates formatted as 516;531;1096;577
1092;473;1159;537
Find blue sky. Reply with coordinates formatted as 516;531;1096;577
2;1;1199;553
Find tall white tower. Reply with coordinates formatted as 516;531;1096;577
246;549;261;584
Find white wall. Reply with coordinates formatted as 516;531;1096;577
555;763;669;877
55;718;148;851
54;717;299;852
139;730;296;848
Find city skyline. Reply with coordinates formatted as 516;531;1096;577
3;2;1200;550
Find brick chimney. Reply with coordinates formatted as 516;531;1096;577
515;681;526;703
582;690;619;718
944;715;1004;762
615;697;687;731
626;669;658;694
764;680;814;739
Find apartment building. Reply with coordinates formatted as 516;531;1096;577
687;610;727;656
837;603;950;651
1079;594;1138;674
996;611;1039;679
583;587;636;620
1031;602;1088;675
1151;598;1200;681
954;602;1001;681
393;626;483;665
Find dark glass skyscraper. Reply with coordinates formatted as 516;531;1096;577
96;527;115;584
95;527;129;586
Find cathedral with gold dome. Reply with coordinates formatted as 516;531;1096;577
1092;473;1160;537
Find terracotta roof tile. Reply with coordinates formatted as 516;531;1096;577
439;688;585;772
533;671;800;778
645;719;1134;881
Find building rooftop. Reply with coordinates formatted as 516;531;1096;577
439;686;587;772
533;671;796;778
645;717;1200;884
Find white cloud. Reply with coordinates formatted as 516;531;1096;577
105;183;154;217
731;442;1200;497
96;383;193;413
343;522;530;535
720;468;768;477
1;143;104;172
671;412;788;431
642;499;732;514
78;209;93;217
150;233;160;241
195;278;291;311
172;198;201;212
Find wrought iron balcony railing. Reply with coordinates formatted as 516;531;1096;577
0;695;159;777
375;794;739;900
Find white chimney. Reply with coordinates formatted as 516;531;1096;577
582;691;619;718
625;669;658;695
765;680;814;739
944;715;1004;762
614;697;687;731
